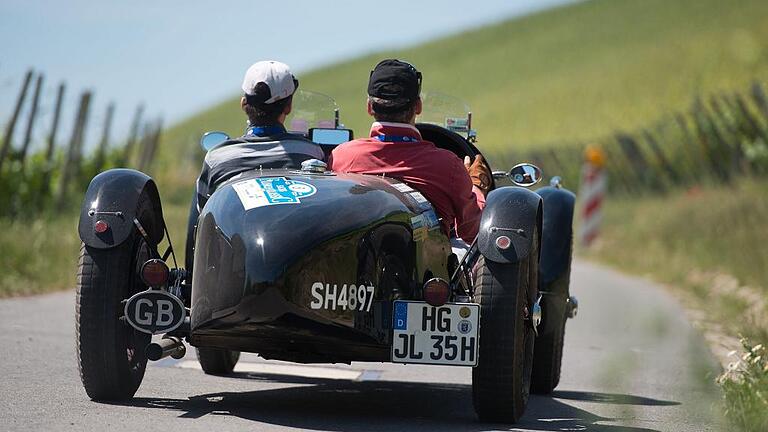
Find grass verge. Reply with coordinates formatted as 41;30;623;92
0;200;191;298
585;177;768;430
0;213;81;296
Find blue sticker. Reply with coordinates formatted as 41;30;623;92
422;210;440;230
410;215;424;230
393;301;408;330
232;177;317;210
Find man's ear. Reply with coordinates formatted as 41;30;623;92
283;100;293;116
366;98;375;117
414;97;423;116
241;96;247;111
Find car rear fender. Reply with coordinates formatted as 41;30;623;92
477;186;542;264
78;168;165;249
536;186;576;288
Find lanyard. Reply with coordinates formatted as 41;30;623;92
245;125;286;137
374;134;419;143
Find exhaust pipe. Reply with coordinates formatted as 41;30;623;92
146;336;186;361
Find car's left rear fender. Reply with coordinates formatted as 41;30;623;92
78;168;165;249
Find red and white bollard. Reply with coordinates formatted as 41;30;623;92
578;146;607;248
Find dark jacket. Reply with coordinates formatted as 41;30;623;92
195;131;324;211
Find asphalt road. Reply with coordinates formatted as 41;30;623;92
0;260;725;432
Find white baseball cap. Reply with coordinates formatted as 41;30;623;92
241;60;298;104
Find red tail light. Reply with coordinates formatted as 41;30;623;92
94;220;109;233
423;278;451;307
495;235;511;250
140;259;169;287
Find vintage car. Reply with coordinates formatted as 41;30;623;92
75;92;577;423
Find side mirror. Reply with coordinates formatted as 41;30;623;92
200;131;230;151
508;163;542;187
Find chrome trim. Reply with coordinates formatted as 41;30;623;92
567;295;578;319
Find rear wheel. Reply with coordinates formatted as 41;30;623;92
531;235;572;394
76;236;151;401
472;227;539;423
196;347;240;375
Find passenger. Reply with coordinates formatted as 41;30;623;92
330;59;490;247
194;60;324;211
187;60;324;272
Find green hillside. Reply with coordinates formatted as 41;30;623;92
160;0;768;177
5;0;768;298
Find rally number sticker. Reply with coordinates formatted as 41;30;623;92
232;177;316;210
310;282;375;312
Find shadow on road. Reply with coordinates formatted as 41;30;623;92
552;390;680;407
115;373;672;431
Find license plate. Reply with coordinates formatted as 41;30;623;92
391;300;480;366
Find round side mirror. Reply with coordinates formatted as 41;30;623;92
200;131;230;151
508;163;543;187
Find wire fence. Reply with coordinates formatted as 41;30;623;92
0;68;163;218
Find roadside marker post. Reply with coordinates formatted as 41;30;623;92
578;145;607;248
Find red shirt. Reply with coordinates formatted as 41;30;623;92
330;122;485;242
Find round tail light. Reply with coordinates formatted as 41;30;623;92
140;259;170;287
94;220;109;233
423;278;451;307
495;235;511;250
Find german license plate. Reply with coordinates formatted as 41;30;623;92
391;300;480;366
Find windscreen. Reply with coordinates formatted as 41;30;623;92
285;90;338;134
417;92;471;136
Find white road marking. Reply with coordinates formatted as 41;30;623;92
175;360;366;381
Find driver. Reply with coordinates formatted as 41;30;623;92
187;60;324;273
330;59;491;244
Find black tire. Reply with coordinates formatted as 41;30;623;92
76;237;152;401
196;347;240;375
531;233;572;394
472;227;539;423
530;305;566;394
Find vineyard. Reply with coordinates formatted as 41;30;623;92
0;69;162;219
508;81;768;195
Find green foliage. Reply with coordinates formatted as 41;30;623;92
0;147;127;217
718;338;768;431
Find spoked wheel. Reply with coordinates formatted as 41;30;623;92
196;347;240;375
76;235;152;401
472;226;539;423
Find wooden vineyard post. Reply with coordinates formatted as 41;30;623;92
57;91;91;210
93;102;115;174
123;104;144;166
0;69;34;173
40;83;65;201
19;73;44;170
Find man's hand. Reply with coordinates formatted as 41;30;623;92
464;155;491;195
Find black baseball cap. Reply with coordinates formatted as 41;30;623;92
367;59;422;109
